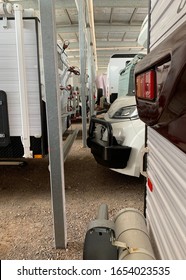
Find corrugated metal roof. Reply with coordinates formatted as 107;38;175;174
16;0;148;74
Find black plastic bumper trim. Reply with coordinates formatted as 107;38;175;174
87;116;131;168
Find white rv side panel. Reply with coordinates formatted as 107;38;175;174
0;19;41;137
146;128;186;259
107;56;133;98
150;0;186;49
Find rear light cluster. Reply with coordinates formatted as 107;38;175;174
136;70;156;100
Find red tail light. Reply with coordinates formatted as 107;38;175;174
136;70;156;100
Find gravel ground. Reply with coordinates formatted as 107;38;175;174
0;124;145;260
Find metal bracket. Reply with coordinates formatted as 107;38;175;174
112;239;155;260
2;16;8;28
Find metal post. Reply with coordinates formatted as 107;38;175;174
86;0;97;116
76;0;87;147
87;29;94;117
39;0;67;248
91;65;96;115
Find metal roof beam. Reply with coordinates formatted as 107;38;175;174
67;40;139;48
109;8;114;23
122;32;126;41
20;0;148;9
64;9;73;24
20;0;76;9
67;49;143;55
93;0;148;8
57;24;141;33
129;8;138;24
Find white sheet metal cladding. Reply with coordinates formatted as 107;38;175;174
150;0;186;49
146;128;186;260
0;19;41;137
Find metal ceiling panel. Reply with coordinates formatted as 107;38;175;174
17;0;148;73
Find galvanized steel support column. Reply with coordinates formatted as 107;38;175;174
39;0;67;248
91;66;96;115
76;0;87;147
87;30;94;117
86;0;97;116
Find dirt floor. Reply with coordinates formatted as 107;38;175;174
0;124;145;260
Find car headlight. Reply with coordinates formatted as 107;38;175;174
111;105;138;119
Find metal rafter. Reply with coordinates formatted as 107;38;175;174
122;32;126;41
64;8;73;24
20;0;148;9
109;7;114;23
56;24;142;33
129;8;138;24
19;0;148;73
58;33;64;44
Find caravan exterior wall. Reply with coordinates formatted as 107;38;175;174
150;0;186;49
0;18;47;158
0;19;42;137
135;0;186;259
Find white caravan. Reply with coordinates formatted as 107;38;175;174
134;0;186;259
0;3;78;161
